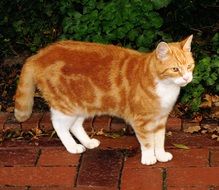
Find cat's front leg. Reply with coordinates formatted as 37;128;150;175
134;120;157;165
140;140;157;165
154;118;173;162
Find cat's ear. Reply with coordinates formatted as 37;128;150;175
156;42;170;61
181;35;193;52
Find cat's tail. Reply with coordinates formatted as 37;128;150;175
14;59;36;122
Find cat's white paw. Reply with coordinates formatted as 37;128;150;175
66;144;86;154
84;138;100;149
141;151;157;165
155;151;173;162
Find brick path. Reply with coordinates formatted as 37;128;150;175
0;112;219;190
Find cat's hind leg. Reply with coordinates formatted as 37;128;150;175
70;116;100;149
51;108;86;154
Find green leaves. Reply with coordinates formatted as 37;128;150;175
180;51;219;112
59;0;168;50
0;0;61;57
1;0;172;57
152;0;172;9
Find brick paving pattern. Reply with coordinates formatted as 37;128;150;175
0;112;219;190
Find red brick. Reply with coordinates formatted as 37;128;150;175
0;167;76;186
182;119;200;131
31;187;73;190
167;167;219;186
31;187;115;190
167;117;182;131
83;118;94;133
121;168;163;190
77;150;123;189
165;131;219;148
92;116;111;132
0;148;39;166
110;117;126;132
97;135;139;150
38;148;80;166
211;150;219;167
124;149;209;169
126;125;135;135
168;187;208;190
201;119;218;128
21;113;43;131
0;187;27;190
39;112;53;132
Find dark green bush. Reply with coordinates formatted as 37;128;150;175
0;0;61;57
161;0;219;112
59;0;170;51
0;0;171;58
0;0;218;114
180;32;219;112
180;54;219;112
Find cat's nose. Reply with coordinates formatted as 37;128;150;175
182;75;189;81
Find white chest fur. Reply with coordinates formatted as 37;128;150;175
156;80;180;113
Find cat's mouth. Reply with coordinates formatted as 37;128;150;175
180;82;189;87
178;79;192;87
174;75;193;87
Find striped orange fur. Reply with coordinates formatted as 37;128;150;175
14;35;194;165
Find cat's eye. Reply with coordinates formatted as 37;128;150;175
187;64;193;69
171;67;179;72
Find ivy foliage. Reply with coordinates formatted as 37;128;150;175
59;0;170;51
0;0;61;56
180;32;219;112
181;54;219;112
0;0;218;113
0;0;170;57
162;0;219;112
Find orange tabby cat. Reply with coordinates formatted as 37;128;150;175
14;35;194;165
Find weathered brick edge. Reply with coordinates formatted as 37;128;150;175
0;112;218;134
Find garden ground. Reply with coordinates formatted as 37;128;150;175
0;112;219;190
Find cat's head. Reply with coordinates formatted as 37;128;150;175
155;35;194;87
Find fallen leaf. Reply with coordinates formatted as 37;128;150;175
96;128;105;136
49;130;56;140
212;95;219;104
184;125;201;133
6;106;14;113
203;124;218;133
212;106;219;118
104;132;122;139
200;94;212;108
201;130;207;134
166;131;172;136
172;143;190;149
211;134;218;139
33;127;42;136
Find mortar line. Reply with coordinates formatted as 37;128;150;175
74;153;84;187
208;149;212;167
162;168;167;190
117;151;125;190
34;148;42;166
